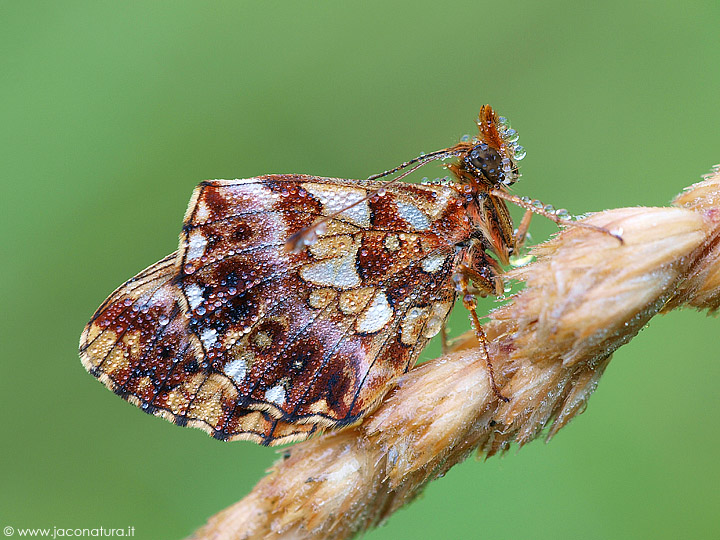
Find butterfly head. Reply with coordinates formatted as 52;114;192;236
448;105;525;192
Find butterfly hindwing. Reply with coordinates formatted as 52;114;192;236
81;175;475;444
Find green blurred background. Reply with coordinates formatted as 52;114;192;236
2;1;719;538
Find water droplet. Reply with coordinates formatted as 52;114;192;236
521;196;531;204
460;134;471;142
513;146;526;160
532;199;543;209
158;315;170;326
503;128;519;143
423;316;444;338
497;116;509;127
387;447;398;465
377;188;386;196
544;204;554;213
555;208;569;219
510;253;536;268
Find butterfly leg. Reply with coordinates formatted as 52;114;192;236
453;264;510;403
514;209;533;253
440;324;449;355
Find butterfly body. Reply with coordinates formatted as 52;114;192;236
80;106;525;445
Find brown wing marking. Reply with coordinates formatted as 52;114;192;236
80;176;475;445
79;254;323;444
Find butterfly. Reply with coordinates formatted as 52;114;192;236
79;105;555;446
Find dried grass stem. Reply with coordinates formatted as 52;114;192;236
190;167;720;540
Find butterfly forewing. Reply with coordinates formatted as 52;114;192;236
81;174;477;444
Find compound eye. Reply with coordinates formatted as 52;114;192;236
468;144;504;183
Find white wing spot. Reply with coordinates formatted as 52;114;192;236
221;182;276;212
384;233;400;252
200;328;218;349
224;358;247;383
396;200;431;231
300;241;361;289
356;291;393;334
265;385;286;406
302;183;370;227
421;253;447;273
186;231;208;260
192;199;212;224
185;284;204;310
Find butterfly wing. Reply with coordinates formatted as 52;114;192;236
80;175;474;445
